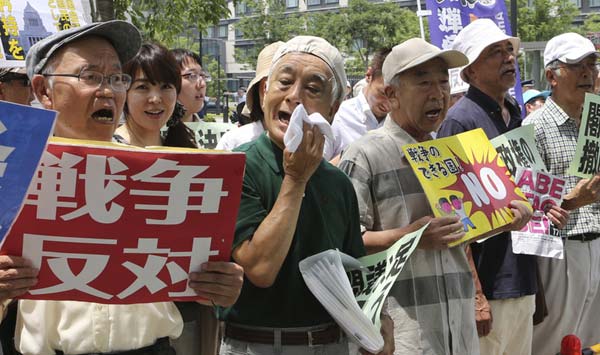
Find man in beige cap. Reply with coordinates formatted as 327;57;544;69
219;35;392;355
340;37;481;355
524;32;600;355
216;41;283;151
437;19;555;355
0;67;34;105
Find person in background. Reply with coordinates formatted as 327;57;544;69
521;79;536;93
0;66;34;355
0;67;34;105
115;43;196;148
522;89;550;115
171;48;210;123
216;42;283;151
327;48;391;162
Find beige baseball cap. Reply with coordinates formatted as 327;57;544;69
244;41;284;116
272;35;347;102
382;38;468;84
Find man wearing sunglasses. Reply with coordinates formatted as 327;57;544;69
0;67;34;106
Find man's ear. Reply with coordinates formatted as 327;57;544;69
545;68;557;89
31;75;53;109
365;67;373;83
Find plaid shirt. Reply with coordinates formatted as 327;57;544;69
339;118;478;355
524;97;600;237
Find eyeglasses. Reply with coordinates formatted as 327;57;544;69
42;69;132;92
182;71;212;83
552;62;600;73
0;73;30;87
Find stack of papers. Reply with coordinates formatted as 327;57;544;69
299;224;427;353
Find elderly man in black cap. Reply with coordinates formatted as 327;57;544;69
0;21;243;355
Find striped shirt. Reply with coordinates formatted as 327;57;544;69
524;97;600;237
339;118;478;355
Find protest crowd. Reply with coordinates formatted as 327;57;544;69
0;9;600;355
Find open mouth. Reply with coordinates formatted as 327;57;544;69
91;109;115;123
144;109;165;117
578;84;594;91
425;108;442;119
278;111;291;125
502;68;516;76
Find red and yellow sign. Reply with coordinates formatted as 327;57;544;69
2;138;245;304
402;128;529;246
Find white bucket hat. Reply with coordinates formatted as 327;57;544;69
451;19;520;81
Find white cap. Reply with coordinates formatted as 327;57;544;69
452;19;520;81
543;32;599;67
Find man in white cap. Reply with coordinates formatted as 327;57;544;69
0;67;34;105
0;20;244;355
219;35;392;355
327;48;391;163
437;19;560;355
340;37;485;355
216;41;283;151
524;32;600;355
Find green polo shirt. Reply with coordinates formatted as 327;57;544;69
221;133;365;327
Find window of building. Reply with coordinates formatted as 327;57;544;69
27;18;39;26
218;25;228;38
286;0;299;8
590;0;600;7
325;0;339;4
307;0;322;6
571;0;581;7
236;2;247;15
206;27;215;38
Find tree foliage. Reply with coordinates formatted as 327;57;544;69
579;13;600;34
516;0;578;41
93;0;231;47
234;0;309;68
309;0;424;71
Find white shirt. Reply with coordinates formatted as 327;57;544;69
326;91;384;160
16;300;183;355
216;121;265;151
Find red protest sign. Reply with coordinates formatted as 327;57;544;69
1;138;245;304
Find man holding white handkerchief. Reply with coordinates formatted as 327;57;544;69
220;36;393;355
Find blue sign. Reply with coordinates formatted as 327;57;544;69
0;101;56;244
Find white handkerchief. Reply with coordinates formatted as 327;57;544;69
283;104;334;153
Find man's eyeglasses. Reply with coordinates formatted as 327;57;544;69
0;73;30;87
42;69;132;92
552;61;600;73
182;71;212;83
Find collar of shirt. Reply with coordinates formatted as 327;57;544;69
356;90;379;125
383;114;420;143
465;85;521;131
540;96;573;126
